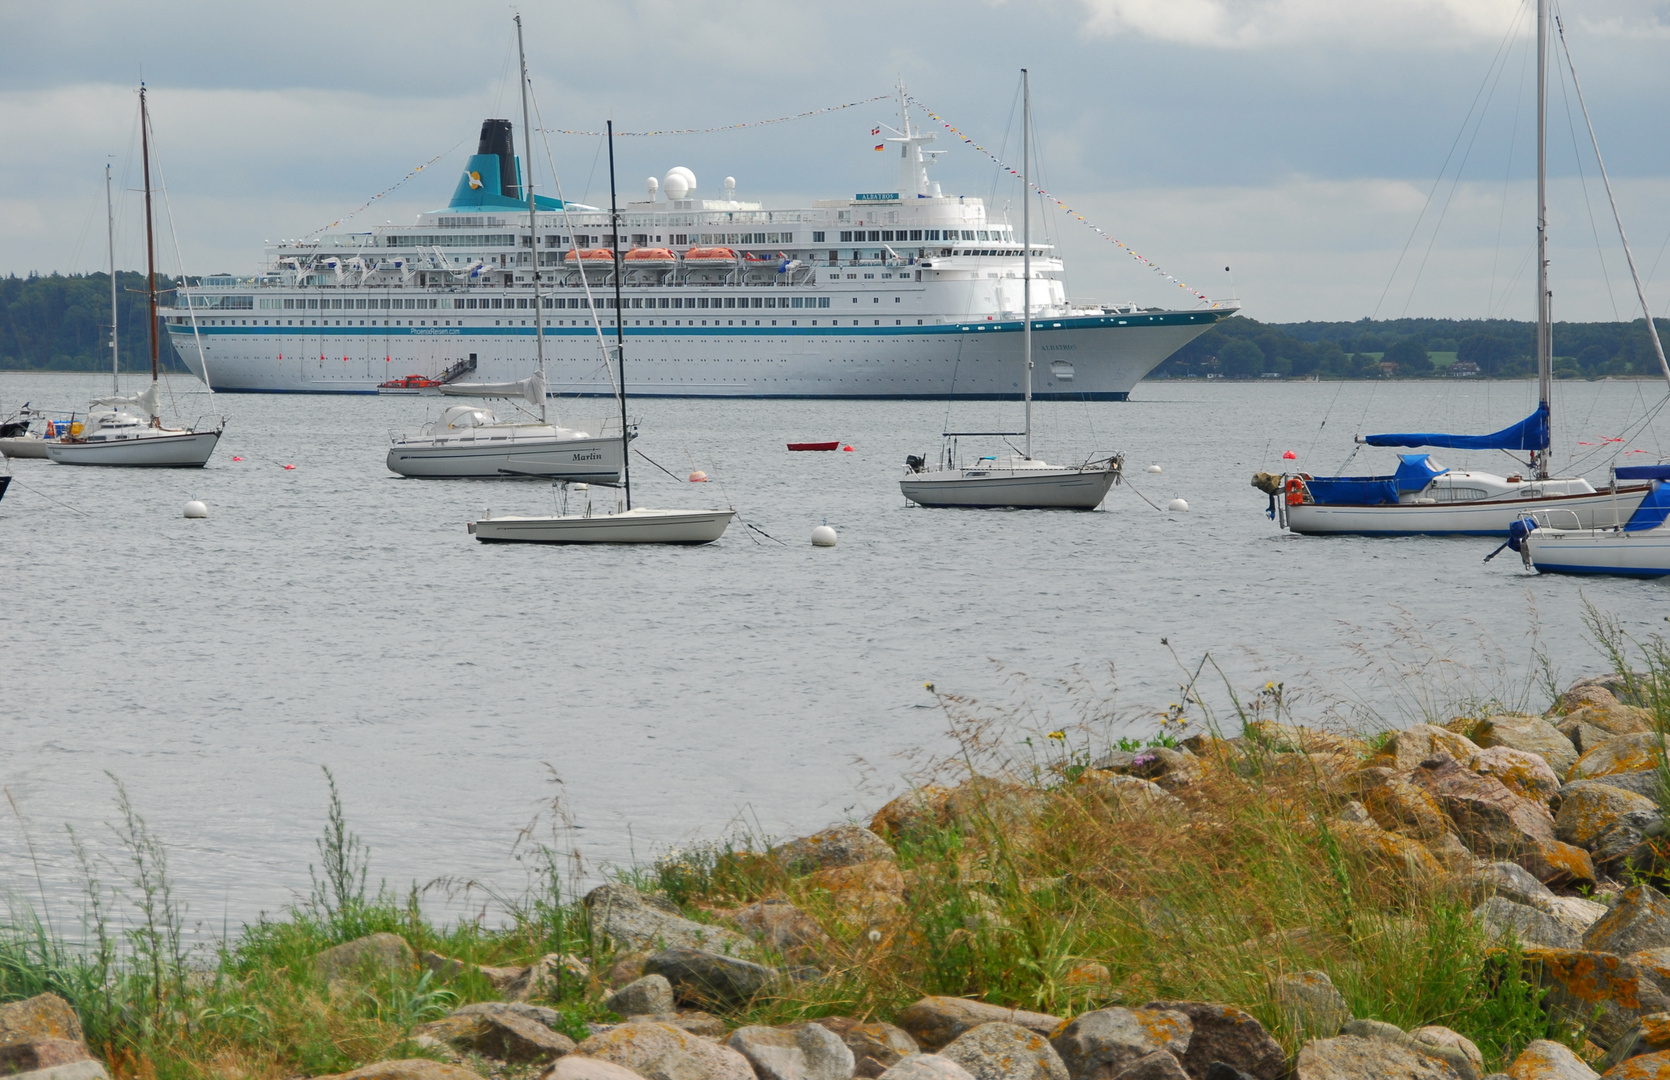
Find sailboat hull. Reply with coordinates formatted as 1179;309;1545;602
387;435;625;480
470;507;734;544
0;435;49;459
1522;525;1670;576
901;466;1118;510
44;429;221;467
1285;486;1650;536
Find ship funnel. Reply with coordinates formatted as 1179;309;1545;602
477;119;518;199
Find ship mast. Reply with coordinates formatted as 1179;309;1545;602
141;83;160;423
608;120;631;511
106;163;118;395
1535;0;1551;479
1022;69;1032;461
514;14;547;424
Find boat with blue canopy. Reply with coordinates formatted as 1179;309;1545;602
1502;465;1670;577
1253;0;1669;537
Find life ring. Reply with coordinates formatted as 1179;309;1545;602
1285;476;1305;506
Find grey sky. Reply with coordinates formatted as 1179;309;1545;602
6;0;1670;321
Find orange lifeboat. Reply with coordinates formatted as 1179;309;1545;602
623;247;677;269
682;246;738;267
564;248;616;269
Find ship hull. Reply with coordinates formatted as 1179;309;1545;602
169;311;1222;399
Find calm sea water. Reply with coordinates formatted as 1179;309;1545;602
3;370;1668;928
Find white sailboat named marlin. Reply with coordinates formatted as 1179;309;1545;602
467;17;734;545
900;69;1122;511
384;114;630;482
1256;0;1665;537
47;86;223;469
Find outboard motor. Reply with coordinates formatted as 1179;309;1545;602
905;454;926;474
1484;515;1538;566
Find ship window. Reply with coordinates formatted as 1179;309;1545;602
978;231;991;240
881;231;894;242
491;298;503;309
699;297;710;309
752;297;763;309
764;297;776;309
658;298;669;308
466;299;477;309
791;298;802;308
813;231;825;243
819;297;830;308
910;230;922;241
867;231;880;242
725;297;736;308
961;231;976;240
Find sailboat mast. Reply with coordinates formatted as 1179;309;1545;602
1022;69;1032;461
514;15;547;424
1535;0;1552;479
106;163;118;394
140;84;160;409
607;120;631;511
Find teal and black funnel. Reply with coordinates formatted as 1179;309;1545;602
447;119;565;211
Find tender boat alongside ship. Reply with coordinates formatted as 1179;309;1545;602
161;88;1235;400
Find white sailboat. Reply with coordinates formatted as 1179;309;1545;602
467;18;733;546
1502;463;1670;576
383;114;630;481
900;69;1123;511
47;88;223;469
1260;0;1666;537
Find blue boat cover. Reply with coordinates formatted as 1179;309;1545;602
1626;481;1670;532
1364;402;1549;451
1618;465;1670;482
1303;453;1447;506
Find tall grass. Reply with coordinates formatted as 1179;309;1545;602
0;641;1607;1076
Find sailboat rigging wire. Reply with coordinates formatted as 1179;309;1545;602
1373;11;1523;320
537;94;892;137
1551;30;1620;323
907;96;1220;306
1552;7;1670;390
1489;17;1532;319
142;99;209;420
6;476;90;516
1306;377;1350;461
632;447;683;483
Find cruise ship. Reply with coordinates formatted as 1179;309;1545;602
167;98;1238;398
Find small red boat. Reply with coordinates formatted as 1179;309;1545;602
787;441;840;452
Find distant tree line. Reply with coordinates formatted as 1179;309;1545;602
1153;315;1670;380
0;271;188;373
5;271;1670;380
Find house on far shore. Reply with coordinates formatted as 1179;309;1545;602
1450;360;1480;377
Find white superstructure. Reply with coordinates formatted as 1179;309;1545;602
166;93;1236;399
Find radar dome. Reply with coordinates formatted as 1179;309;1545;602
646;176;659;197
663;167;696;199
724;176;736;193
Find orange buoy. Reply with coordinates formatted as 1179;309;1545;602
283;464;296;470
1282;450;1297;460
842;445;855;452
689;470;708;482
232;456;243;461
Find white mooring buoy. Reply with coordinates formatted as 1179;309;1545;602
1167;498;1189;513
811;524;838;547
1145;464;1163;474
183;500;208;519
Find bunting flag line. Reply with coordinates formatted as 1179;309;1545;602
303;138;469;240
905;95;1220;307
540;94;893;137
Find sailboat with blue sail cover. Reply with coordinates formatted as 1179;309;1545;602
1256;0;1668;538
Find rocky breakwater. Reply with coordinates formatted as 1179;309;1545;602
20;671;1670;1080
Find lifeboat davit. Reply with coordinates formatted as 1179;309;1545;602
564;248;616;269
623;247;677;269
682;246;738;267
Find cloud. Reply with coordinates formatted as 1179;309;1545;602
1076;0;1525;50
